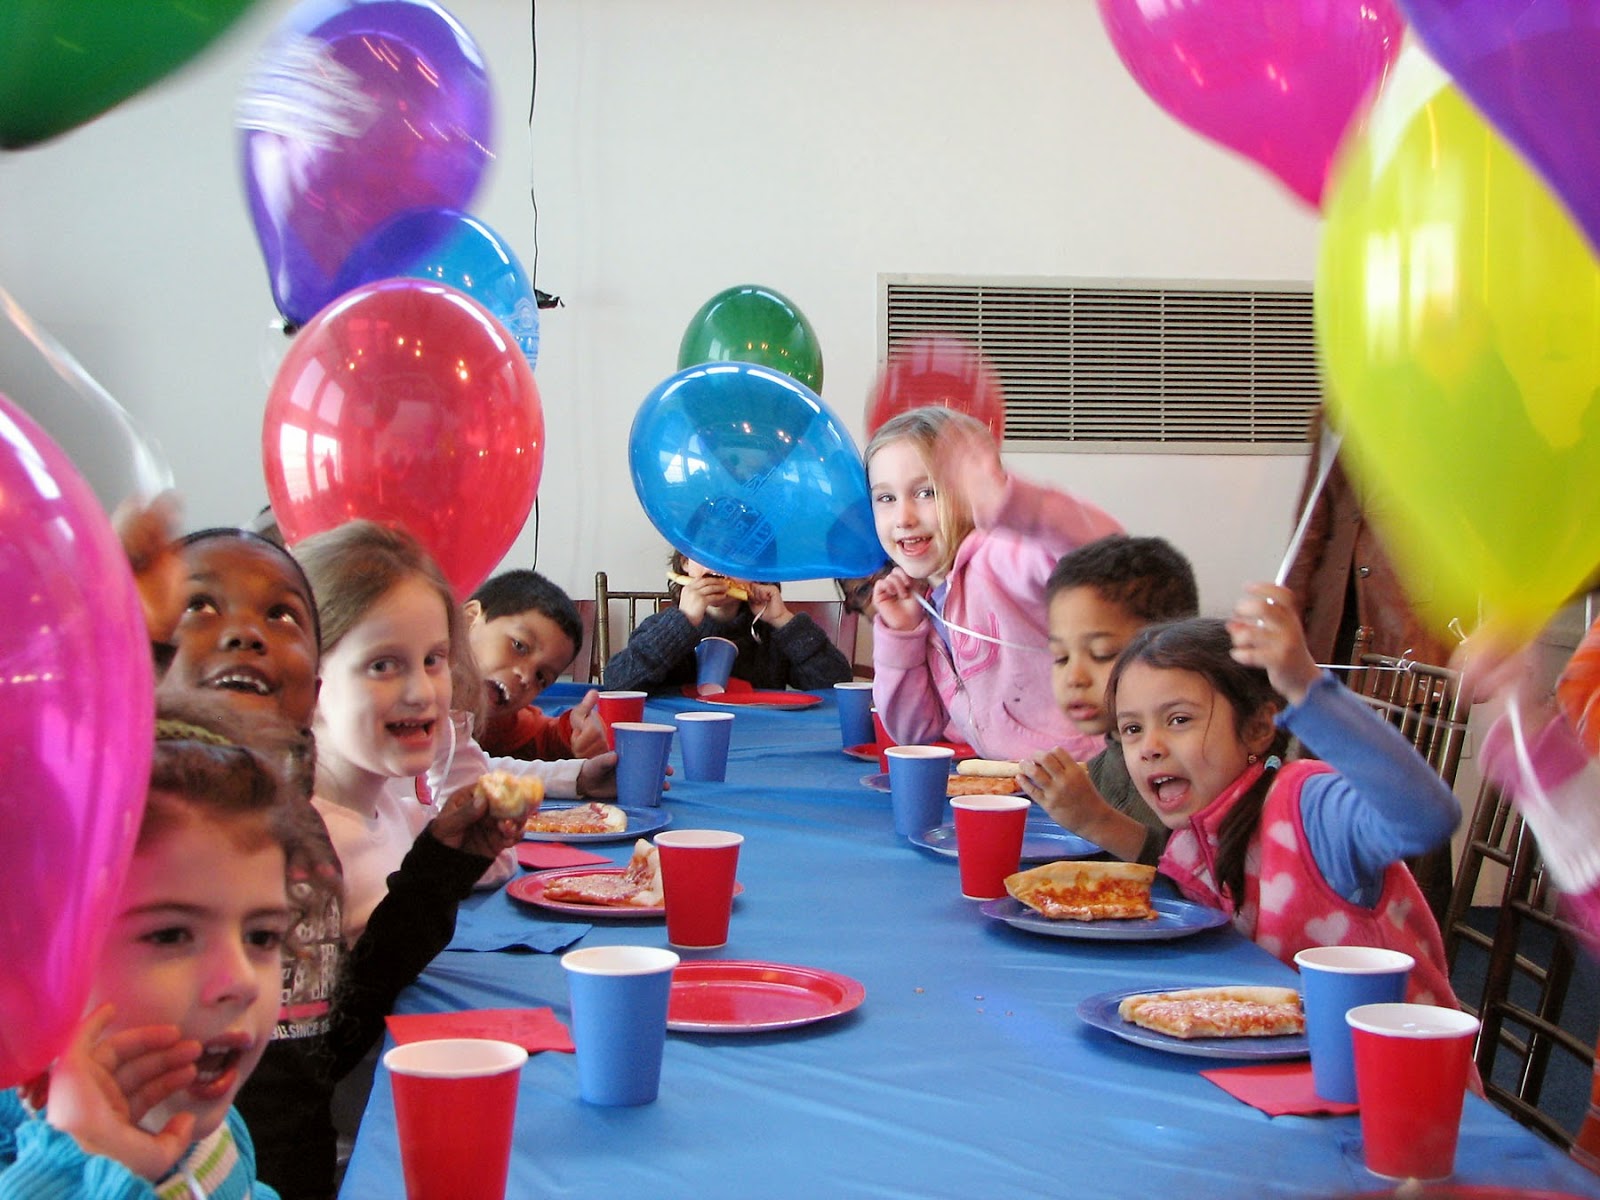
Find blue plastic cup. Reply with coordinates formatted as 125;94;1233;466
560;945;680;1106
834;682;875;748
885;745;954;837
1294;945;1414;1103
612;721;675;807
694;636;739;695
674;711;734;782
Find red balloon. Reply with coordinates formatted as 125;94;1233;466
865;336;1005;441
263;280;544;598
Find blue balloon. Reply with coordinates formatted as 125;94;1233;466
333;207;540;371
629;363;886;582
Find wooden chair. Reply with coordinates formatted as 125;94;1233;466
591;570;674;683
1344;652;1472;922
1443;778;1597;1150
568;599;598;683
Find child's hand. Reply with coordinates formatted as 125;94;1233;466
46;1005;200;1182
746;582;792;628
430;787;521;859
112;491;185;646
568;690;611;759
1018;750;1150;861
931;417;1006;524
1227;582;1320;704
873;568;925;633
577;751;619;798
678;573;737;626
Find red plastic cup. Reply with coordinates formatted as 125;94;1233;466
950;795;1030;900
654;829;743;949
872;708;897;772
1346;1002;1480;1181
384;1038;528;1200
596;690;647;749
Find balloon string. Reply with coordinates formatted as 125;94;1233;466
0;284;174;496
1275;424;1342;587
913;594;1048;653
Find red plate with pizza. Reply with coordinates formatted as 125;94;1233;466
507;866;743;919
667;960;865;1033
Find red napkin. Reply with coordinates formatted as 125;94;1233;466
386;1007;575;1054
516;842;612;870
1200;1062;1358;1116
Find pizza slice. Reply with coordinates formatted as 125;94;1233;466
945;775;1021;797
475;770;544;822
524;802;627;836
1004;861;1157;921
1115;986;1305;1039
540;839;662;908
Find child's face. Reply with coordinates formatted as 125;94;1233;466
93;807;290;1140
868;440;944;582
1113;661;1260;828
1048;586;1148;737
465;604;576;716
161;539;319;728
315;577;452;782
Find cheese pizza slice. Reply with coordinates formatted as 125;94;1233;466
525;802;627;836
1116;986;1305;1039
541;839;662;908
1004;861;1157;921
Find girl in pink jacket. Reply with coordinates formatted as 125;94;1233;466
866;407;1122;762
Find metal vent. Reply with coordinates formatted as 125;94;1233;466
881;275;1321;453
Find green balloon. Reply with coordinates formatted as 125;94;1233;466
677;284;824;392
0;0;259;149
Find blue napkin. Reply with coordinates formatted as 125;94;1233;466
444;886;591;954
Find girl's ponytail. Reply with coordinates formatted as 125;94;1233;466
1212;736;1291;906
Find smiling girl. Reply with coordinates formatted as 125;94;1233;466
0;723;315;1198
1107;585;1462;1005
865;406;1122;762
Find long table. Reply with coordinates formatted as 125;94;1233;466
339;687;1600;1198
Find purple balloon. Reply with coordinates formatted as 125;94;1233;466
0;394;152;1087
1398;1;1600;255
237;0;495;326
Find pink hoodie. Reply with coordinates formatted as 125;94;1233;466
872;473;1121;762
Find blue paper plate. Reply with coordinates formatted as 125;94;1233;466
977;895;1229;942
911;817;1100;864
1076;985;1309;1060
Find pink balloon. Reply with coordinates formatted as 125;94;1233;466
0;395;152;1087
1097;0;1405;208
1398;0;1600;258
262;279;545;600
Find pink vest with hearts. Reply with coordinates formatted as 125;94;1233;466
1159;759;1457;1008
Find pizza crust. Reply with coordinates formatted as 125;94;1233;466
1116;986;1305;1039
945;776;1020;797
957;758;1024;778
475;771;544;821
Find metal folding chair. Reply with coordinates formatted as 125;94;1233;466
591;570;674;683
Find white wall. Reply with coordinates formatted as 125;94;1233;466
0;0;1321;612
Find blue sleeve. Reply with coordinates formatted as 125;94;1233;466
0;1090;154;1200
1281;673;1461;906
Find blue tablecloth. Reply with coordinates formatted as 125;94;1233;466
339;690;1600;1199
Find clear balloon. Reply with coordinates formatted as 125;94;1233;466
334;207;540;372
1398;0;1600;259
1096;0;1404;208
677;285;823;392
1317;47;1600;638
0;0;259;148
0;285;173;513
629;362;884;582
866;336;1004;441
262;279;544;599
238;0;495;327
0;394;152;1087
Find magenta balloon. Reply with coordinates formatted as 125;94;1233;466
1096;0;1404;208
237;0;495;327
0;395;152;1087
1398;0;1600;257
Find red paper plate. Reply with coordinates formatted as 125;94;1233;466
507;867;742;919
1346;1192;1597;1200
667;960;865;1033
842;743;880;761
680;685;822;709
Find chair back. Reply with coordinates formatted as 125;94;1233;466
1444;777;1596;1151
568;598;598;683
591;570;675;682
1344;653;1471;923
